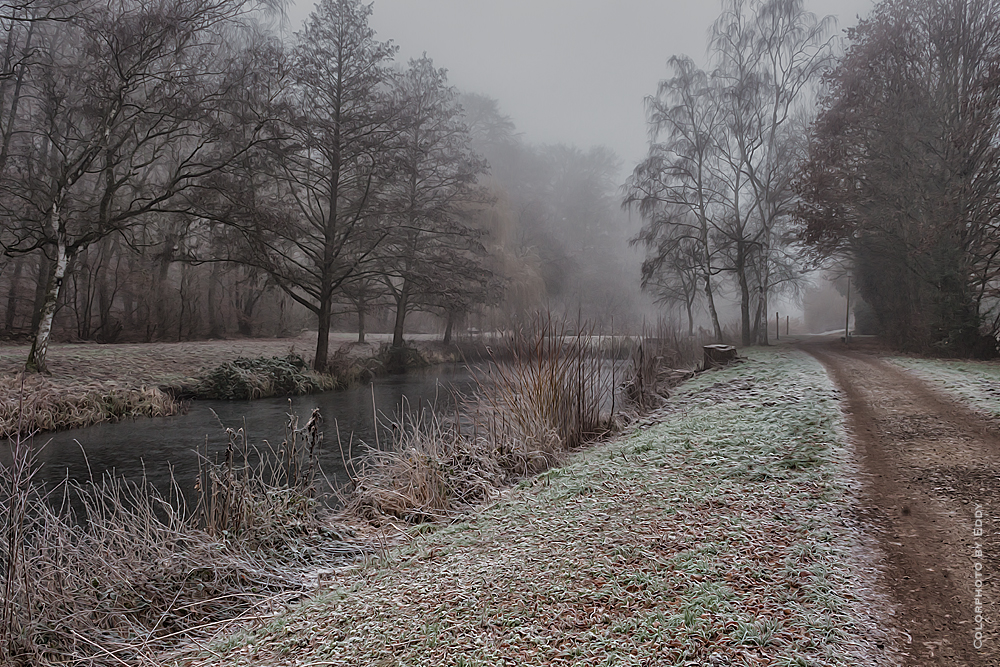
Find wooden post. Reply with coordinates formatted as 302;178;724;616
845;274;851;344
775;311;779;341
786;315;789;336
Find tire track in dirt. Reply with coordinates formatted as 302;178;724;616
803;341;999;666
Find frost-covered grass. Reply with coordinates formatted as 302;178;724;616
887;356;1000;417
171;348;890;667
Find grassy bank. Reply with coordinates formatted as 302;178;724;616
0;413;370;667
887;356;1000;416
173;348;892;667
0;335;476;437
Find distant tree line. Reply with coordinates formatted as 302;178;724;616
630;0;1000;357
0;0;643;373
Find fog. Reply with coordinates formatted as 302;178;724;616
11;0;948;370
278;0;877;337
286;0;875;173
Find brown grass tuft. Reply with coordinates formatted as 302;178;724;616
340;318;622;522
0;373;180;438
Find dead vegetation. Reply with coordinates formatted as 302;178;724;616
624;321;712;410
340;320;626;523
185;354;337;400
0;373;181;438
0;409;367;667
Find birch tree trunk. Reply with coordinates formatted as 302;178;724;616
26;217;70;373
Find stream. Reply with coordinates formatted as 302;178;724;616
13;363;480;503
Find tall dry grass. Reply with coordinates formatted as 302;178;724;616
624;320;710;410
341;319;622;522
0;409;362;667
342;403;505;523
0;374;180;438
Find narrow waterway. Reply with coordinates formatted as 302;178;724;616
15;364;479;503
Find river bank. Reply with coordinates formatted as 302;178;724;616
169;347;894;666
0;333;473;437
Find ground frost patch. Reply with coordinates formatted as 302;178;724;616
174;348;891;667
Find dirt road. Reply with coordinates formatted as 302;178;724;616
804;341;998;666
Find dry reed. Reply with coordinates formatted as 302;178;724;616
341;318;622;522
0;373;180;438
624;319;709;410
342;402;506;522
0;408;364;667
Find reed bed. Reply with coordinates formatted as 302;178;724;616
342;405;506;523
625;320;713;410
0;374;181;438
342;320;622;522
0;409;365;667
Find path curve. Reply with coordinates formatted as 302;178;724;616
802;341;998;666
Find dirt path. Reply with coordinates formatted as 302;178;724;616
803;340;998;666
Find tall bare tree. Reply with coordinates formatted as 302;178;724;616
380;55;489;349
214;0;398;371
0;0;278;371
798;0;1000;355
624;56;726;341
627;0;830;345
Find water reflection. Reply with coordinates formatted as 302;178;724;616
11;364;479;502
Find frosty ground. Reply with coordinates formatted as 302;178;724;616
170;347;898;667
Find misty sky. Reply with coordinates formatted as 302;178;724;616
286;0;875;173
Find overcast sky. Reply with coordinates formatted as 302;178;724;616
285;0;875;172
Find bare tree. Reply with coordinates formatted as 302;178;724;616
380;55;489;349
624;56;726;341
0;0;277;371
211;0;398;371
797;0;1000;355
627;0;830;345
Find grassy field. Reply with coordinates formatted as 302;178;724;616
0;334;459;436
887;356;1000;417
171;348;893;667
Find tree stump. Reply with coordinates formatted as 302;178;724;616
703;344;738;369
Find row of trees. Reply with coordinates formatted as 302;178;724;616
624;0;833;346
0;0;648;372
0;0;502;373
631;0;1000;357
798;0;1000;356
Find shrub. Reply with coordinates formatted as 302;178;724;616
194;354;325;399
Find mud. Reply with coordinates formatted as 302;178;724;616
804;341;998;666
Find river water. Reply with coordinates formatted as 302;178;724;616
15;364;480;502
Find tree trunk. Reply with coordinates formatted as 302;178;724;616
391;279;410;349
357;300;366;344
4;255;23;333
154;247;173;340
443;310;454;345
697;204;724;342
75;247;92;340
207;262;222;338
30;253;51;334
27;237;69;373
0;18;32;175
314;299;331;373
736;241;752;347
704;272;724;342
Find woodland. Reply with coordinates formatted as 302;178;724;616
0;0;640;374
2;0;1000;375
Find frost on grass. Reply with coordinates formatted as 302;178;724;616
888;356;1000;418
174;348;892;667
